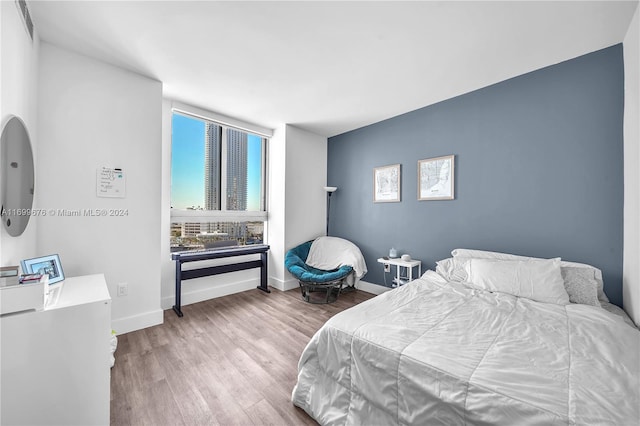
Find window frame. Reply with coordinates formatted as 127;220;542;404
170;102;271;224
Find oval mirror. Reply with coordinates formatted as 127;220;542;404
1;116;35;237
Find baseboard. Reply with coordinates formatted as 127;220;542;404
111;309;163;335
270;277;390;295
269;276;299;292
356;280;392;295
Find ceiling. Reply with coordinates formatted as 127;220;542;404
28;1;638;137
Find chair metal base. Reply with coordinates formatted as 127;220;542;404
299;279;344;304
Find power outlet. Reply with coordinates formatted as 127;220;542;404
384;263;390;273
117;282;128;297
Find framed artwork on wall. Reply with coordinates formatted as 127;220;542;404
373;163;401;203
20;254;65;284
418;155;455;200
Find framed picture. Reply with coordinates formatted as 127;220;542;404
374;163;401;203
20;254;65;284
418;155;455;200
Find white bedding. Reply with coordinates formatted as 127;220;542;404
291;271;640;425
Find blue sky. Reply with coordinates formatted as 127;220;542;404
171;114;262;210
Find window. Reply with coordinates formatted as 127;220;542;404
170;106;269;252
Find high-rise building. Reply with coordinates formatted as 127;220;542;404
204;123;221;210
226;128;248;211
204;125;248;212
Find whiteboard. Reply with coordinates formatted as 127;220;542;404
96;167;125;198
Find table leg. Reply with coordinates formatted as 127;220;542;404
256;251;271;293
172;260;184;317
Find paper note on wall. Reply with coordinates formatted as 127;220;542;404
97;167;126;198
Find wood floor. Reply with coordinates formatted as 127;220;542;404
110;286;375;425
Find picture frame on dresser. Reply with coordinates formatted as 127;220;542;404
20;254;65;284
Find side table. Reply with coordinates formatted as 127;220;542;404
377;257;422;287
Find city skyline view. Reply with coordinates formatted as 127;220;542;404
171;113;263;211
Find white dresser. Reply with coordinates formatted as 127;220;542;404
1;274;112;425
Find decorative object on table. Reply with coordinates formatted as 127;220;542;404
20;254;65;284
389;247;398;258
0;266;19;287
373;163;401;203
418;154;455;200
323;186;337;236
401;254;411;261
19;273;42;284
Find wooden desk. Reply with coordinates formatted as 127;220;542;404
171;244;270;317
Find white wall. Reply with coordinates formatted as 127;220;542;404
0;1;39;267
36;43;163;334
624;6;640;326
269;124;327;291
160;99;174;309
284;125;327;247
266;124;288;289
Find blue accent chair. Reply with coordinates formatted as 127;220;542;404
285;240;354;304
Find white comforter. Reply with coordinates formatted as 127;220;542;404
292;271;640;425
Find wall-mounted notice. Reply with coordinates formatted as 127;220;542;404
97;167;126;198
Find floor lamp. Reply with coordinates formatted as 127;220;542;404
324;186;337;235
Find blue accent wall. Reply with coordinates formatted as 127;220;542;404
327;45;625;306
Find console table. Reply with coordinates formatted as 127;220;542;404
1;274;111;425
171;244;270;317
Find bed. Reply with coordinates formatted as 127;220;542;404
291;249;640;425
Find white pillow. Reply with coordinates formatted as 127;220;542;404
561;267;600;307
465;258;570;305
436;256;473;282
560;260;609;303
452;248;537;262
452;248;609;303
435;258;455;280
435;257;469;281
